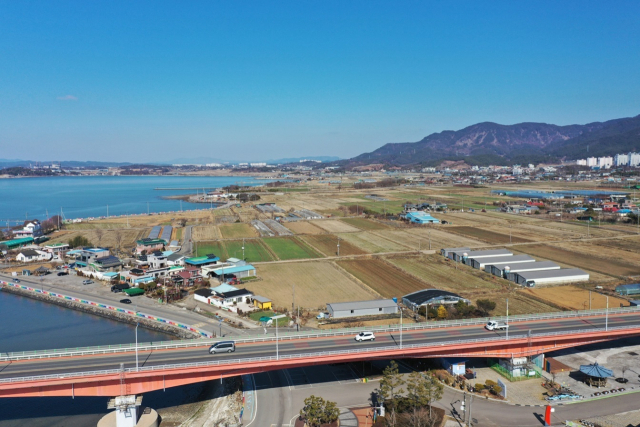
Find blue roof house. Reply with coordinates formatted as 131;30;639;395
405;212;440;224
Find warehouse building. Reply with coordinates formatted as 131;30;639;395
512;268;589;287
441;247;470;259
616;283;640;296
471;254;534;270
327;299;398;319
402;289;470;312
495;261;561;279
452;248;513;263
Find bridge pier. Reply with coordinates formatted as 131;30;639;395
97;395;158;427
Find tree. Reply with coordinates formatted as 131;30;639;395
113;230;124;255
476;299;496;316
68;235;92;248
406;371;443;422
94;228;104;247
436;305;447;319
299;395;340;427
379;360;406;426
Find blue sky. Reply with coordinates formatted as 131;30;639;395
1;1;639;163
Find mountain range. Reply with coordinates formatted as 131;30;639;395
346;114;640;167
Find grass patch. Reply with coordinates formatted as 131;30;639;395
248;310;290;326
263;237;322;260
224;239;274;262
195;241;226;258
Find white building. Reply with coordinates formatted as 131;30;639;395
17;249;52;263
586;157;597;167
597;157;613;169
576;159;587;166
615;154;629;167
630;153;640;167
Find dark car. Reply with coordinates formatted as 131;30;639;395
13;278;20;283
120;298;132;304
57;271;68;276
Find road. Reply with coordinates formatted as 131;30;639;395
0;271;246;338
249;362;640;427
2;311;639;382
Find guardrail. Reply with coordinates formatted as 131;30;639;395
2;324;639;385
2;302;639;361
0;280;213;339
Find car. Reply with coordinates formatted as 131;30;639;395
57;271;68;276
82;280;94;285
120;298;132;304
354;332;375;342
13;278;20;283
209;341;235;354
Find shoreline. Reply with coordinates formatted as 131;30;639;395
0;285;200;340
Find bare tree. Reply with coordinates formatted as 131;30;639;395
94;228;104;248
113;230;124;256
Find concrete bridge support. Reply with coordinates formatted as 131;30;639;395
97;395;158;427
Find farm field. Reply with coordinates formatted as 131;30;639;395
336;231;413;253
194;241;226;258
523;286;628;310
388;254;560;315
516;244;638;278
314;220;361;233
283;221;326;234
449;226;531;244
47;228;147;252
340;218;390;231
301;234;368;256
242;262;374;309
336;258;429;299
219;223;258;239
262;237;322;260
191;225;221;240
225;239;274;263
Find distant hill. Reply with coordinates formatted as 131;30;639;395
345;114;640;167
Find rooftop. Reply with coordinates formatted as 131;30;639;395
403;289;466;305
327;299;397;311
515;268;589;280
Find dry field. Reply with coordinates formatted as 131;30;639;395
523;286;628;310
283;221;326;235
449;226;531;244
46;228;147;251
314;220;361;233
301;235;368;256
336;231;413;253
191;225;221;240
318;317;415;330
336;258;429;299
340;218;390;231
516;244;639;278
219;223;258;239
242;262;375;309
593;236;640;254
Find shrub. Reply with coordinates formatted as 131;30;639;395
492;386;503;395
485;379;497;387
474;383;485;391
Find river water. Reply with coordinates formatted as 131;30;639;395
0;175;267;224
0;291;212;426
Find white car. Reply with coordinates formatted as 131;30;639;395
354;332;375;342
82;280;94;285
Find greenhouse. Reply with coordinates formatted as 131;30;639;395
615;283;640;296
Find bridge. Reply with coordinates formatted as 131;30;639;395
1;307;639;400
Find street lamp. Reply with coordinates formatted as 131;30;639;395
135;322;139;371
606;296;609;331
506;298;509;340
399;307;403;349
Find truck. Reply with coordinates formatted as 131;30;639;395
316;312;330;320
485;320;508;331
111;283;130;293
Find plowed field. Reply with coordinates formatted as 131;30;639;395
337;259;429;298
523;286;628;310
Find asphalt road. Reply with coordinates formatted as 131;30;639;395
2;311;639;381
249;361;640;427
0;270;246;338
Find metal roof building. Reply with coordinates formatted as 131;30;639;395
495;261;560;279
441;247;470;259
327;299;398;319
452;248;512;263
471;254;534;270
615;283;640;296
402;289;470;311
512;268;589;286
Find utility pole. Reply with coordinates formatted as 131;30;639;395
337;237;340;256
606;296;609;331
292;284;295;315
135;322;139;371
107;204;109;218
506;298;509;340
429;228;431;250
147;202;150;215
399;307;403;349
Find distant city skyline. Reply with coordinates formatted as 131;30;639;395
1;1;639;162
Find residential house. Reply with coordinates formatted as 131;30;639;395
14;220;43;239
253;295;272;310
91;255;122;272
135;238;166;255
16;249;52;263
